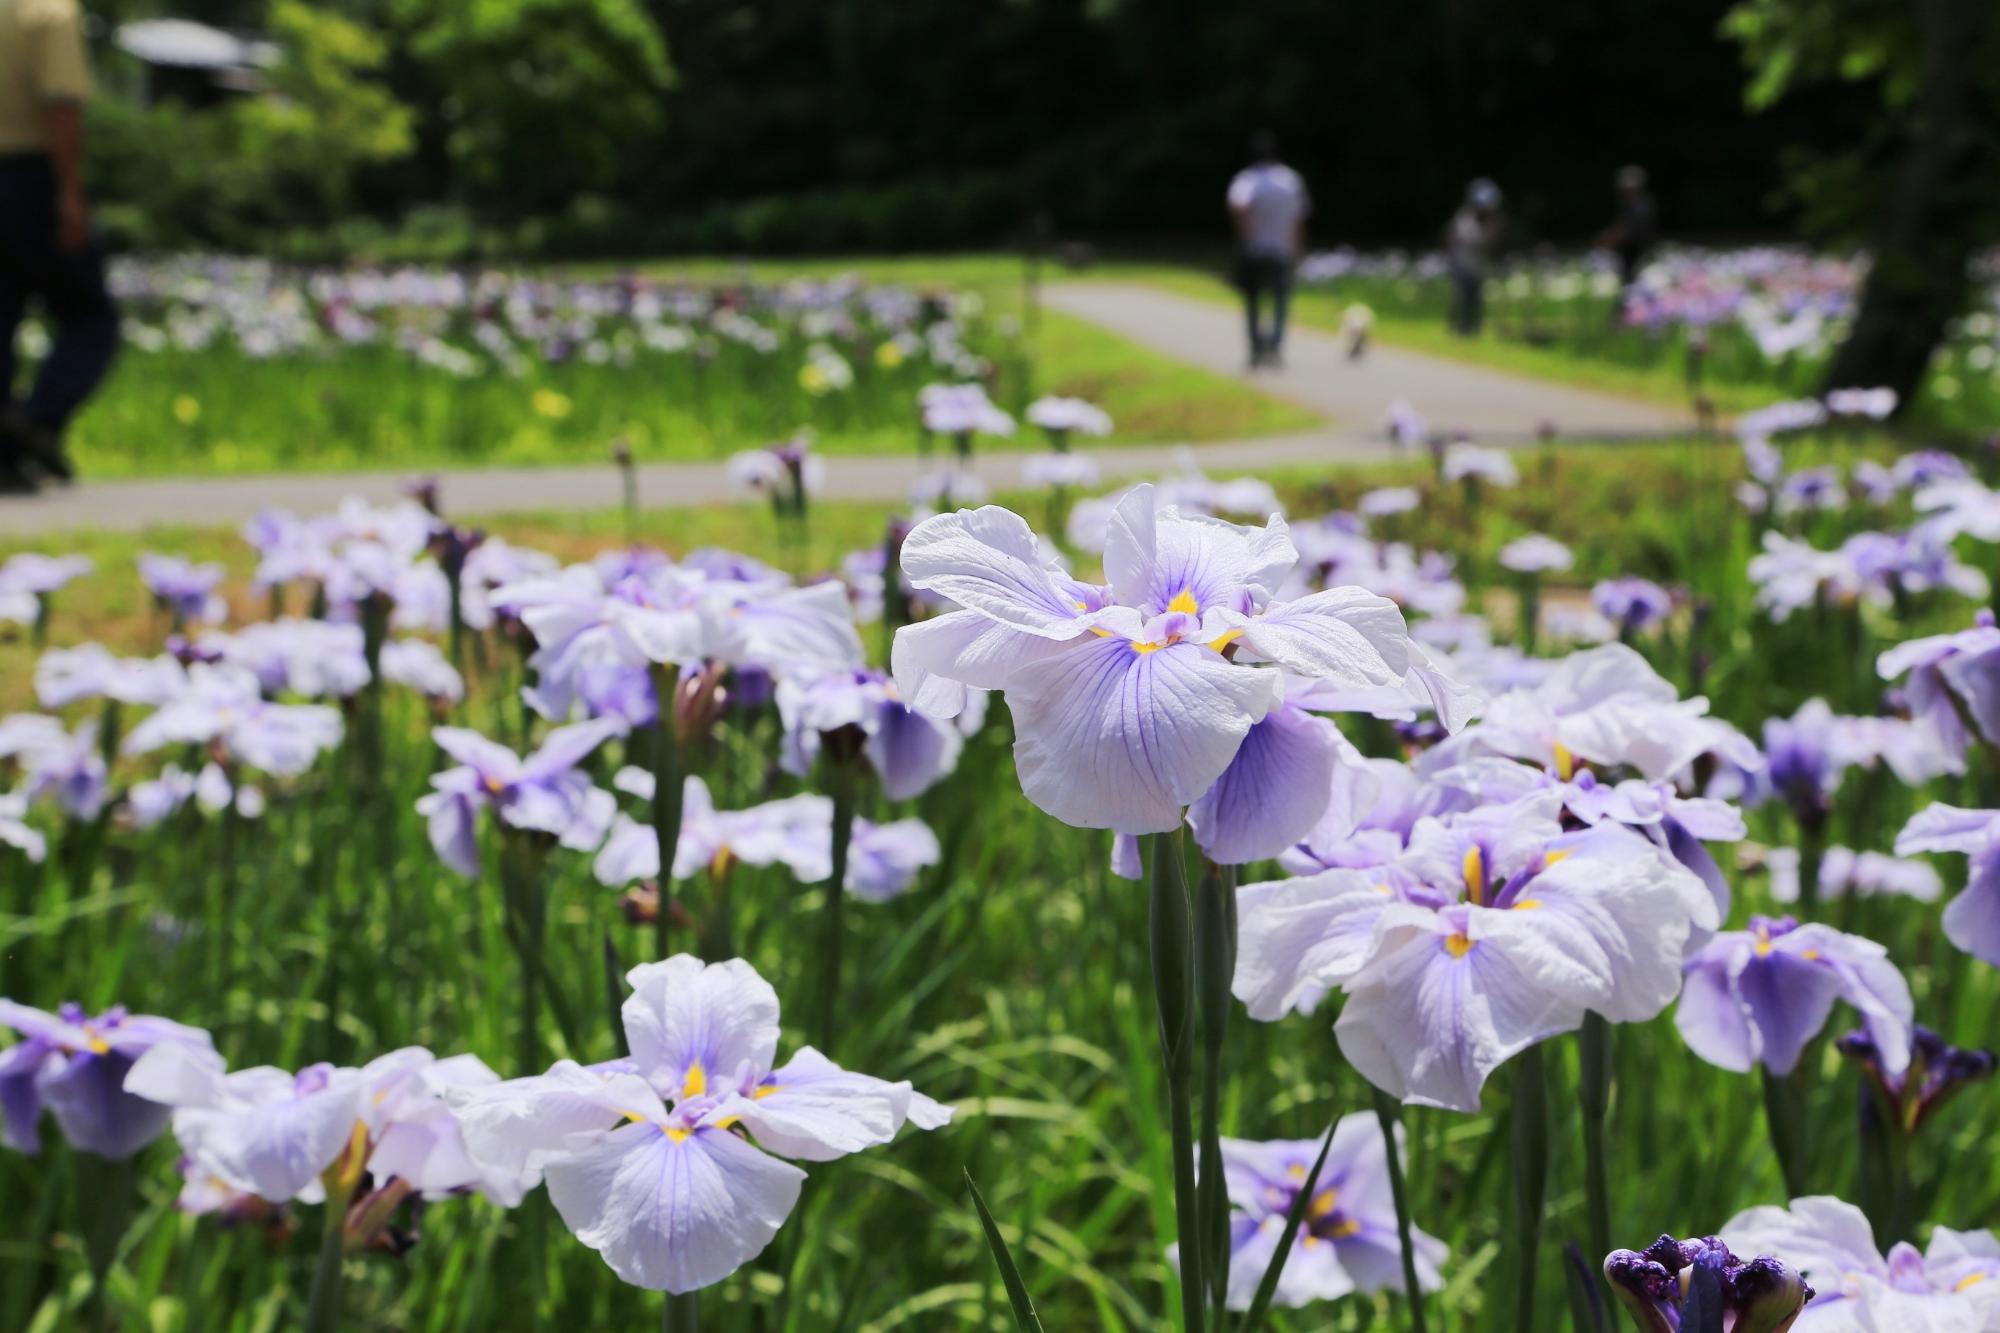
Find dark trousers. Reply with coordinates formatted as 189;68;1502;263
1448;267;1485;336
0;154;117;435
1237;254;1291;363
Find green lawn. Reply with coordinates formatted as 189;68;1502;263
60;255;1314;480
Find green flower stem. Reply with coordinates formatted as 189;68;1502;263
1148;832;1203;1333
1370;1087;1429;1333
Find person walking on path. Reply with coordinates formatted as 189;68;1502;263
1599;163;1657;318
0;0;117;493
1227;130;1309;369
1444;178;1503;337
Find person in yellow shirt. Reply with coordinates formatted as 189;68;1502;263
0;0;116;492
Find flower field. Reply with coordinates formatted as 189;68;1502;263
5;314;2000;1333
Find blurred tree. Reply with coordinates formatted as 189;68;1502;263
389;0;672;216
1726;0;2000;408
92;0;413;246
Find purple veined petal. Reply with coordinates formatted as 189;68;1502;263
447;1061;666;1184
846;818;941;902
203;1068;367;1202
558;785;618;853
1942;859;2000;967
0;1038;51;1152
1720;1197;1888;1295
544;1120;806;1293
0;999;72;1045
40;1048;175;1159
621;957;781;1100
1658;815;1732;924
890;610;1096;717
431;727;525;784
417;788;483;878
724;1045;948;1162
723;581;866;677
1240;860;1400;1016
1110;833;1144;881
1102;484;1297;613
1007;636;1284;834
1187;703;1341;865
1895;803;2000;857
594;815;658;887
898;506;1099;633
1939;645;2000;743
1401;640;1484;733
1227;587;1411;690
1789;925;1914;1076
865;702;962;801
522;717;622;782
1731;943;1843;1076
1675;943;1760;1073
1335;903;1600;1111
1514;846;1701;1023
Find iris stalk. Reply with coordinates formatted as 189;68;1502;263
1510;1042;1551;1333
819;764;857;1054
648;664;686;962
1370;1087;1429;1333
664;1292;699;1332
1193;858;1234;1327
1578;1012;1614;1274
1148;831;1203;1333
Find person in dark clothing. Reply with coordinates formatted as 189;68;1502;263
0;0;117;493
1599;164;1657;315
1227;130;1310;369
1444;178;1503;337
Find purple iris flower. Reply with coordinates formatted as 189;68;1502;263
1677;917;1912;1077
1721;1197;2000;1329
416;720;620;877
0;1001;213;1158
198;619;371;699
1171;1114;1446;1310
1238;792;1717;1110
1603;1235;1811;1333
1877;612;2000;755
594;772;832;887
1838;1025;1994;1133
35;644;185;709
447;956;950;1293
1767;846;1940;905
893;485;1442;837
1893;803;2000;966
776;668;964;800
845;817;941;901
0;791;43;862
1278;755;1431;877
0;552;91;597
1593;577;1675;636
123;665;344;778
20;719;108;819
137;553;227;624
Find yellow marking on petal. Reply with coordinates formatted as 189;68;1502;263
1512;899;1543;911
1543;849;1572;868
1956;1273;1988;1293
1462;846;1485;903
1132;641;1165;655
665;1127;691;1143
1328;1217;1361;1239
682;1062;707;1099
483;774;507;795
1301;1233;1320;1248
1074;601;1090;612
1286;1164;1307;1181
1308;1188;1340;1220
1445;932;1475;959
711;1116;741;1131
1553;742;1576;781
1167;588;1200;615
753;1085;779;1100
81;1027;110;1056
1207;629;1244;653
1754;925;1774;958
709;846;736;879
1801;948;1820;961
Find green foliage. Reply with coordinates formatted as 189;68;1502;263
390;0;672;214
92;1;414;249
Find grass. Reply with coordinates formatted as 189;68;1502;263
58;256;1313;480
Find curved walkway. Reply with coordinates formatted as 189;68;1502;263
2;282;1688;536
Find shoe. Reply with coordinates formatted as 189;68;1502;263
1;411;72;484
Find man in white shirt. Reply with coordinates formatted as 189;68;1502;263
1226;131;1309;369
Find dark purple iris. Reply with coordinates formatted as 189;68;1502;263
1839;1025;1995;1132
1605;1236;1810;1333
